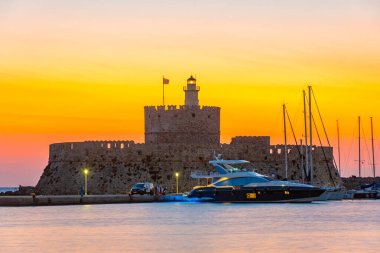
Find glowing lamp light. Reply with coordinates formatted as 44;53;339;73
83;168;89;195
187;76;196;85
175;172;179;194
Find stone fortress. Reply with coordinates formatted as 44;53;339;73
36;76;342;194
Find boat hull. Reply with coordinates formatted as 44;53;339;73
188;186;325;203
315;188;345;201
353;191;378;199
344;190;378;199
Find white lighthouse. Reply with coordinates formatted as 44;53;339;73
184;75;200;106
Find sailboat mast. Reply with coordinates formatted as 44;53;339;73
337;120;341;174
300;139;304;182
371;117;376;182
303;90;309;180
359;116;361;177
283;104;288;179
308;86;313;184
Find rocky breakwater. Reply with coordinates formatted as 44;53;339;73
342;176;380;190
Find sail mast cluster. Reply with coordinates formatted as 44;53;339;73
283;86;377;185
284;86;339;185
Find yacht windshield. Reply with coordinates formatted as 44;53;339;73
224;164;240;173
214;177;269;186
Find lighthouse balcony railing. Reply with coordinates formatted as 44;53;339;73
183;86;200;91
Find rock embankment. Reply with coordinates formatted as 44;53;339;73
342;177;379;190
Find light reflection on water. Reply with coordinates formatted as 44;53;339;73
0;200;379;253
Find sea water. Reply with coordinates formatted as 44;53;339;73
0;187;17;193
0;200;379;253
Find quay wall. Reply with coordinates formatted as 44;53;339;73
0;194;166;206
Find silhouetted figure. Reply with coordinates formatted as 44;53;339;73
80;185;84;197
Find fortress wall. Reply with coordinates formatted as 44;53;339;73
39;142;218;195
230;136;270;147
144;105;220;145
47;141;334;172
37;138;341;195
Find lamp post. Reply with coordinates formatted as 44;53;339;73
175;172;179;194
83;168;89;195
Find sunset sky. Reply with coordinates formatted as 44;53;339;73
1;0;380;186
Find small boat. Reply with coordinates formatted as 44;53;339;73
344;189;378;199
315;186;345;201
187;158;325;203
344;117;379;200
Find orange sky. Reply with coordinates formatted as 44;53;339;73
1;0;380;185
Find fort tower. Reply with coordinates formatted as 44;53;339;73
144;76;220;145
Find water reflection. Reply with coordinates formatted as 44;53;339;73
0;201;379;253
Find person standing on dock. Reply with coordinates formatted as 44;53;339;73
158;185;162;195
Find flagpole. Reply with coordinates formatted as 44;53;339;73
162;76;165;106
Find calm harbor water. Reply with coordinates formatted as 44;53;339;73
0;200;379;253
0;187;17;193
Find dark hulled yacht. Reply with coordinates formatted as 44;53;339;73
187;158;325;203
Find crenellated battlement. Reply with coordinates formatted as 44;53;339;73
48;140;144;162
48;138;334;164
144;105;220;112
50;140;137;150
231;136;270;146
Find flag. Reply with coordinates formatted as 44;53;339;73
163;77;169;85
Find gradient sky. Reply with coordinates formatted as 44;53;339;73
1;0;380;186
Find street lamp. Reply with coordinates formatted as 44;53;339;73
175;172;179;194
83;168;89;195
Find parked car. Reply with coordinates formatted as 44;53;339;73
129;182;154;195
